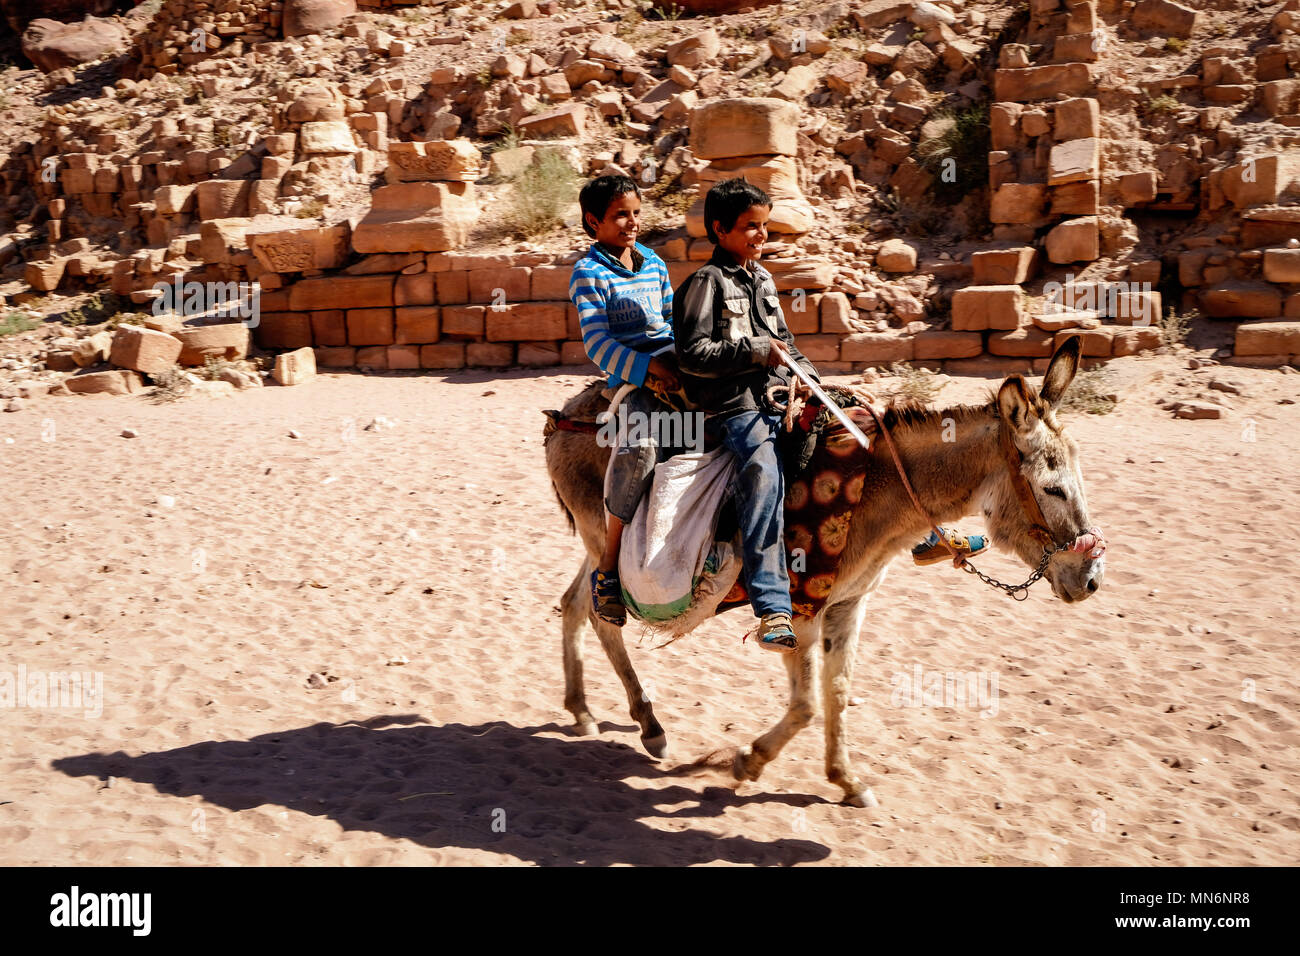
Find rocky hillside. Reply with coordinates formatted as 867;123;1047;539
0;0;1297;406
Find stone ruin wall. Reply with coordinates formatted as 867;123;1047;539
7;0;1300;379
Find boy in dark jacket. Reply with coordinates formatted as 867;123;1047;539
673;179;986;652
672;178;812;651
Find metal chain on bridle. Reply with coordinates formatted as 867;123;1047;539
958;540;1072;601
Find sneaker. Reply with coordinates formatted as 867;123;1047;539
912;527;990;566
756;612;798;653
590;568;626;627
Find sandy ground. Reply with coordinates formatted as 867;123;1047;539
0;354;1297;866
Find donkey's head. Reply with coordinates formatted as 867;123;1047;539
987;336;1105;603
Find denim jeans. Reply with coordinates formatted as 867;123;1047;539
603;387;681;523
712;409;791;619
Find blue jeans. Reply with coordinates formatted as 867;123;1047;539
713;409;791;619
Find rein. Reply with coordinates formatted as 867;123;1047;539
863;403;1105;601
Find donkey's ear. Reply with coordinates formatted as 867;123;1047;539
1041;335;1081;408
998;375;1035;434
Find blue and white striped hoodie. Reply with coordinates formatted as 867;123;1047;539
569;242;674;388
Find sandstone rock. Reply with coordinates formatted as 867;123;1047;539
1200;284;1284;319
688;154;811;236
110;325;183;377
174;324;250;366
972;248;1037;285
840;331;914;363
1172;402;1222;420
387;140;481;182
488;145;536;180
877;239;918;273
1235;321;1300;355
72;330;114;368
773;65;818;101
247;223;351;273
993;63;1093;102
299;121;358;154
195;180;252;221
1045;217;1100;264
690;98;799;160
272;347;317;386
503;0;537;17
989;327;1056;357
1048;138;1100;185
516;103;589;141
283;0;357;38
1221;155;1300;209
1132;0;1197;37
1111;327;1162;356
154;184;196;216
990;183;1047;224
1118;171;1158;205
25;259;66;293
952;286;1026;331
1263;249;1300;283
65;369;143;395
666;29;720;69
21;17;127;74
826;61;871;95
586;35;638;68
352;183;477;254
1054;98;1100;140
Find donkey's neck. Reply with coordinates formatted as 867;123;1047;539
880;403;1003;539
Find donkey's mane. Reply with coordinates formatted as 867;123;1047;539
880;397;997;432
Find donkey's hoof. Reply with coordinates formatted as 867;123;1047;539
732;744;762;782
844;788;879;809
640;733;669;759
573;720;600;737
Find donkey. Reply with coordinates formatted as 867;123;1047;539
543;336;1104;807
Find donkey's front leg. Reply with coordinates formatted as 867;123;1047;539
821;596;878;808
734;618;820;784
589;614;668;759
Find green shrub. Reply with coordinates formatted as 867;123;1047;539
1;312;39;336
502;151;581;238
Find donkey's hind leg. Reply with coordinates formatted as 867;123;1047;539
591;614;669;759
734;617;820;784
821;596;878;808
561;562;599;737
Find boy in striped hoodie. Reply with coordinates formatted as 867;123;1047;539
570;175;680;627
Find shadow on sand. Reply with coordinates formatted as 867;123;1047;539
52;716;832;866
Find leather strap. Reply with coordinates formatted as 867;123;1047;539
998;421;1057;548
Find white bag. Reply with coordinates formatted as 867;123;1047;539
618;446;738;624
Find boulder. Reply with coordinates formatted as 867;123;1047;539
272;347;317;386
299;120;357;154
688;154;812;236
1132;0;1197;37
174;324;251;366
666;29;720;69
351;182;477;253
1235;321;1300;355
64;370;143;396
690;98;800;160
109;325;183;377
1263;249;1300;283
283;0;357;38
876;239;918;273
21;17;127;74
1200;283;1284;319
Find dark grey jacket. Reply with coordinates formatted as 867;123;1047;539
672;247;819;418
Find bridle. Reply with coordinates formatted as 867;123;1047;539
865;404;1106;601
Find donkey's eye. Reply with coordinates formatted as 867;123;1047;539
1044;486;1067;499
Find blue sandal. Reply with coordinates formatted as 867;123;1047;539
756;613;798;653
912;527;990;566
